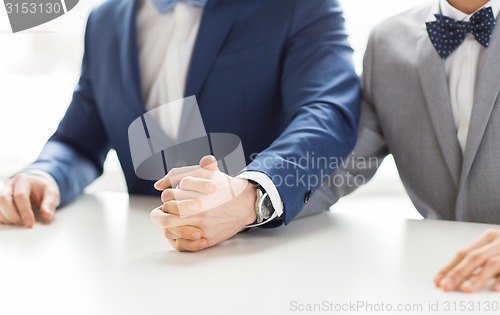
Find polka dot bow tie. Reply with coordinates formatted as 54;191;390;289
426;7;496;59
151;0;207;13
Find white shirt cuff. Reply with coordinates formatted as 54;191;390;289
237;171;284;227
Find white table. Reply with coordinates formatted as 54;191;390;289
1;192;499;315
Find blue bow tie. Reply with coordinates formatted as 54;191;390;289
151;0;207;13
426;6;496;59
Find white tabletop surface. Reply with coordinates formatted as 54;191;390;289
1;192;499;315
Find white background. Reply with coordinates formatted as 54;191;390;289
0;0;430;218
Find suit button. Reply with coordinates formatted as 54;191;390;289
304;190;312;204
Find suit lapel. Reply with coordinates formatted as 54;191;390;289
116;0;247;112
117;0;145;116
460;19;500;184
184;0;247;98
417;32;463;186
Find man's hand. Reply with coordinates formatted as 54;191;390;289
150;155;257;252
435;229;500;292
0;173;60;228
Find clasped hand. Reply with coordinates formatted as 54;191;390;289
150;155;257;252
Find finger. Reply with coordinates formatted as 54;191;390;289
12;179;35;228
161;188;207;203
492;276;500;292
460;257;500;292
0;212;6;224
435;231;499;286
439;243;500;291
175;238;209;252
162;235;185;252
164;228;178;240
0;180;22;225
162;199;200;217
463;230;500;252
165;226;203;241
199;155;219;171
435;250;468;287
39;187;59;222
167;238;185;252
154;165;211;190
178;177;216;194
154;165;200;190
150;208;186;228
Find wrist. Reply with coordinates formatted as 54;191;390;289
242;180;258;226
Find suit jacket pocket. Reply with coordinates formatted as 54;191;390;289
214;43;267;70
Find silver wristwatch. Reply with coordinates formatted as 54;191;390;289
253;184;274;224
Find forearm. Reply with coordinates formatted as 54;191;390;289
300;109;391;216
245;102;358;224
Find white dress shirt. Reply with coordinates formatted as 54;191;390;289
137;0;201;139
439;0;500;153
136;0;283;224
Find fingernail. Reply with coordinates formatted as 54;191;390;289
461;280;474;291
154;179;163;187
441;278;455;291
434;273;443;284
192;232;201;239
42;206;53;215
25;219;34;228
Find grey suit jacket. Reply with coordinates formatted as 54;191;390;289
302;1;500;224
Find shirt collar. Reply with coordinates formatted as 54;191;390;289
439;0;500;21
150;0;206;14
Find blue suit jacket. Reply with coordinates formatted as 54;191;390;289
27;0;360;224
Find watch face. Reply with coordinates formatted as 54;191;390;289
259;195;273;219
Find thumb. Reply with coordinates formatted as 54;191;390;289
40;188;59;222
200;155;219;171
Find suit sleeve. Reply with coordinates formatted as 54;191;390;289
24;12;111;206
300;28;390;213
244;0;360;224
